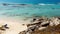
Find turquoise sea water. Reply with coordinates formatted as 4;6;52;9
0;4;60;18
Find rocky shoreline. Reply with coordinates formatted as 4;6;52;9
19;17;60;34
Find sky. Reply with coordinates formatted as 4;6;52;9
0;0;60;4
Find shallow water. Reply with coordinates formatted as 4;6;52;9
0;4;60;18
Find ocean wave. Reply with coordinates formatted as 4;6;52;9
38;3;55;5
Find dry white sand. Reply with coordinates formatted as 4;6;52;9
0;17;31;34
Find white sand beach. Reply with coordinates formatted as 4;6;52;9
0;17;30;34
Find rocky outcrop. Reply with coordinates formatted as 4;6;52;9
0;24;9;34
19;17;60;34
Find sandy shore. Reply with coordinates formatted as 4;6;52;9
0;17;60;34
0;17;30;34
